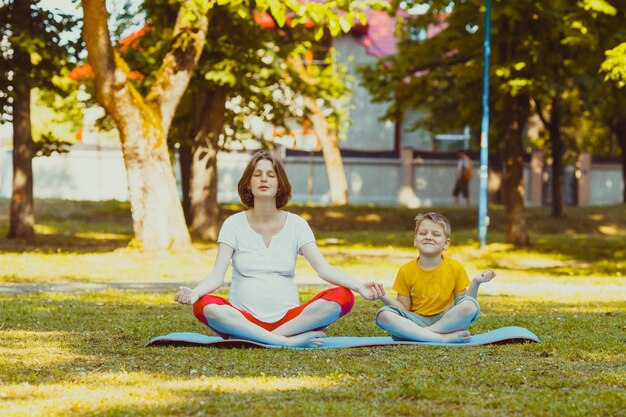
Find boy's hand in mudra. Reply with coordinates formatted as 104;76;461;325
473;269;496;284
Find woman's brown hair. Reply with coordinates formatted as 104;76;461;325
237;150;292;208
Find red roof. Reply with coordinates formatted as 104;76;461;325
355;10;446;58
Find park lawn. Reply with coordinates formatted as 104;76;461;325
0;289;624;417
0;200;624;415
0;199;624;284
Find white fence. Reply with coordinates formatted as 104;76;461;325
0;145;623;206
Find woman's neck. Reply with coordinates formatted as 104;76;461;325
248;200;280;221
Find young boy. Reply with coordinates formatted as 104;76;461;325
376;212;495;343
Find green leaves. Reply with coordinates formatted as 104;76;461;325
600;43;626;88
578;0;617;15
203;60;238;87
0;0;80;122
268;0;287;27
339;16;353;33
358;0;626;157
30;51;43;65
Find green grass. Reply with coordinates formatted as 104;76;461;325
0;199;625;416
0;290;624;417
0;199;624;284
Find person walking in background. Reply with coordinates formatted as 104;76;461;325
453;149;473;207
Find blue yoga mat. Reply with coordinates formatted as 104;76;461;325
145;326;539;349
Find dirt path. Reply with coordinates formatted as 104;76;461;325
2;279;624;302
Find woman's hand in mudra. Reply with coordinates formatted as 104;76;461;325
174;286;200;305
355;282;386;301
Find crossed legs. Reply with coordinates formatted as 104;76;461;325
193;287;354;348
425;299;478;333
202;299;338;348
376;299;479;343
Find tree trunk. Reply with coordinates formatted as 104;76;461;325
81;0;210;251
496;16;528;245
320;129;349;206
179;143;193;224
548;98;565;218
187;86;227;241
502;94;530;247
122;137;191;251
287;56;349;205
305;98;349;206
8;0;35;239
612;119;626;204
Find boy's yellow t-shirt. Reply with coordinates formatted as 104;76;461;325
392;256;470;316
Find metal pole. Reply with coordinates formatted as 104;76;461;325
478;0;491;249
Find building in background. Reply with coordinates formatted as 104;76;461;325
0;10;622;206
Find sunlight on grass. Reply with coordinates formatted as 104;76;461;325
0;252;212;284
483;296;625;314
0;331;92;369
488;255;573;270
1;373;352;417
355;213;382;223
33;224;58;235
324;211;345;219
597;225;625;236
163;374;351;393
74;232;131;240
476;276;626;302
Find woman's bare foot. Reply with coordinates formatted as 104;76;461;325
282;331;326;348
437;330;471;343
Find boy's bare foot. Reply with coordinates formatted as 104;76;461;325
437;330;471;344
282;331;326;348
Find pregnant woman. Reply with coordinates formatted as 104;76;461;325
175;150;384;348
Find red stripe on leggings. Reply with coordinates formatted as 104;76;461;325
192;286;354;338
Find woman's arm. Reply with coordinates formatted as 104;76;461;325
300;242;384;300
174;243;234;305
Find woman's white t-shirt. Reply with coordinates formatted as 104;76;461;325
217;211;316;322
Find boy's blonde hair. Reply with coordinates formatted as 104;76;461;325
414;212;451;238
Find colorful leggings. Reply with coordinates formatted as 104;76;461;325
193;286;354;339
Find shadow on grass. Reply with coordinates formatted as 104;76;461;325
1;199;624;253
0;198;134;253
527;234;626;262
472;232;626;276
0;234;132;253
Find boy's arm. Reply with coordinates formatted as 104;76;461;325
379;293;411;311
457;269;496;299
